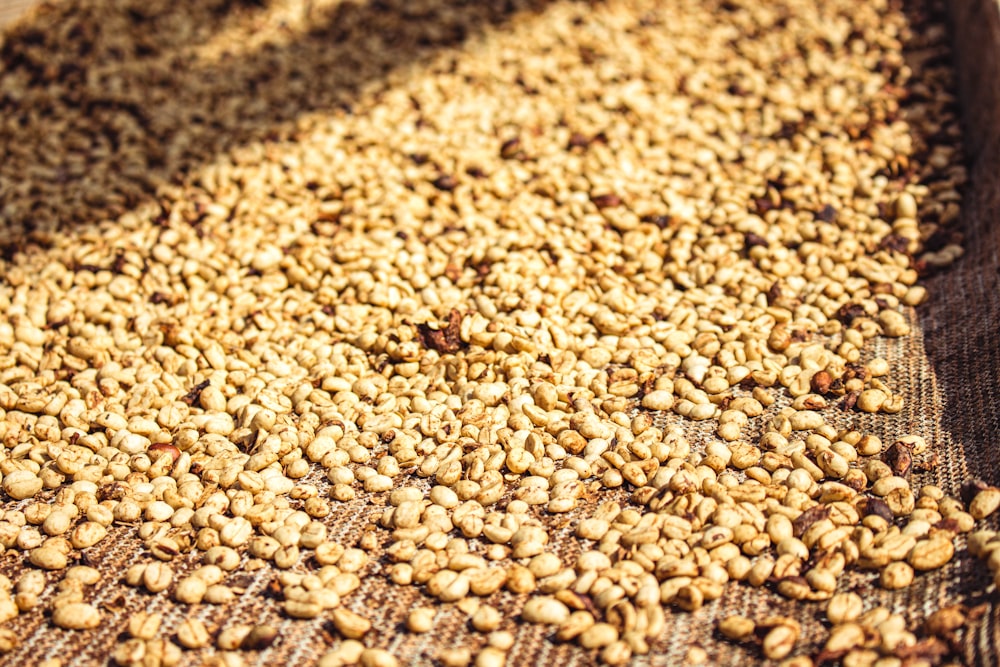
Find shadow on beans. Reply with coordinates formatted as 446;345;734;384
0;0;553;253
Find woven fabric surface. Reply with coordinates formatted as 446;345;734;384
0;0;997;665
936;2;1000;665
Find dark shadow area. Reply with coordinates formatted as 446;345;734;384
908;0;1000;663
913;0;1000;486
0;0;554;255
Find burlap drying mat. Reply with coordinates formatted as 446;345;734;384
0;0;998;665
